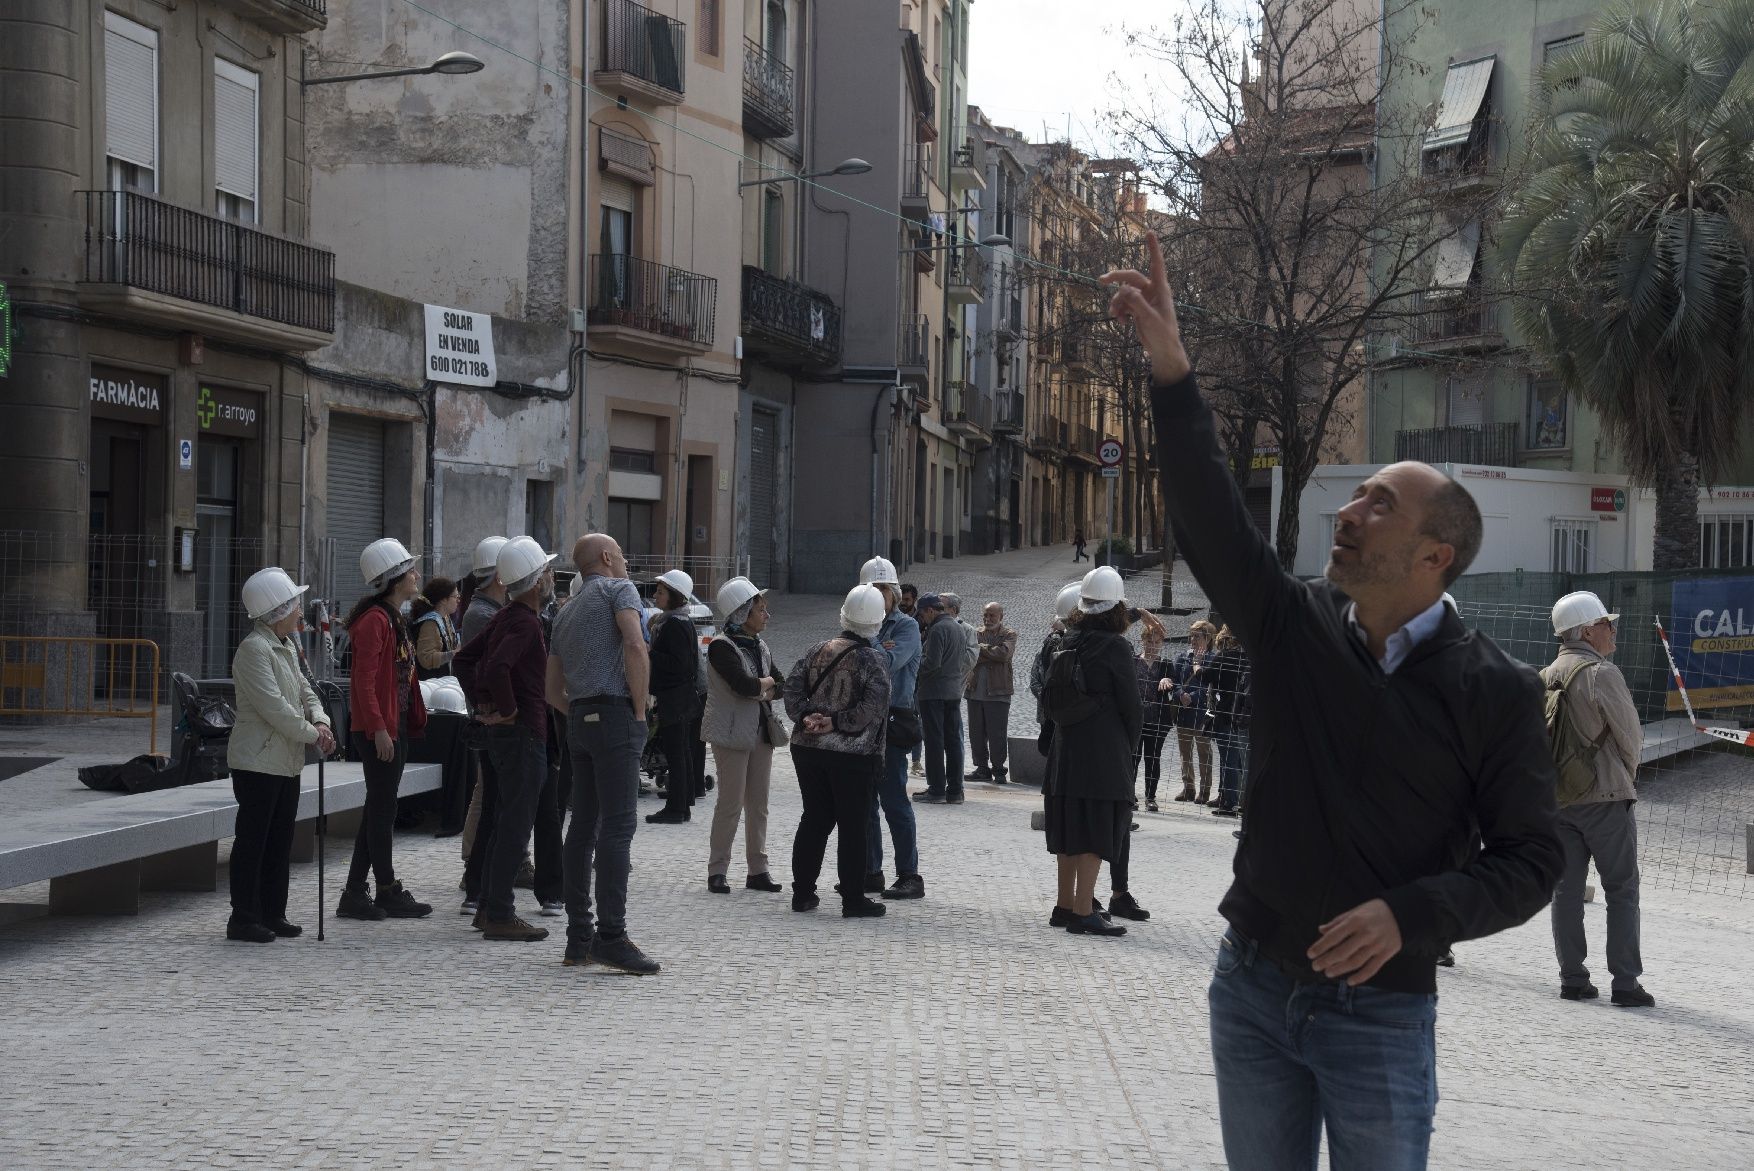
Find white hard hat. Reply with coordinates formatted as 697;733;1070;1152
1078;566;1126;613
715;575;767;621
498;536;557;596
1054;581;1083;621
419;676;469;715
473;536;508;579
1552;590;1617;636
656;569;695;604
361;537;416;591
859;556;900;587
840;584;887;636
242;567;307;622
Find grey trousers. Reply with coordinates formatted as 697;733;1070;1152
1552;799;1643;992
966;698;1010;775
564;701;644;942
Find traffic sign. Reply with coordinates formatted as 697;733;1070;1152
1098;438;1124;467
1101;466;1121;479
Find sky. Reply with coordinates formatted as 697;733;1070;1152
966;0;1174;156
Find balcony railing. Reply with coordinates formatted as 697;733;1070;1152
992;393;1024;433
741;266;840;366
742;37;794;139
599;0;686;102
950;134;987;188
902;144;933;211
946;245;986;299
1394;422;1519;467
944;380;992;437
1410;293;1504;347
898;314;930;373
217;0;327;33
80;189;335;334
587;254;717;348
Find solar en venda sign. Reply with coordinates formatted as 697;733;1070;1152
423;303;497;387
1667;577;1754;711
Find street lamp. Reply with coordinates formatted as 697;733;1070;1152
739;158;873;188
907;232;1012;253
301;51;486;86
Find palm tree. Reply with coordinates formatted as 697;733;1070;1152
1498;0;1754;570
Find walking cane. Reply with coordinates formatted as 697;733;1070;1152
317;752;327;942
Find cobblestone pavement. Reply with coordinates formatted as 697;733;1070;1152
4;548;1753;1168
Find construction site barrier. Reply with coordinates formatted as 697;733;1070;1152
0;636;161;758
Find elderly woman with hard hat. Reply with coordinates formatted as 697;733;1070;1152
226;568;336;943
702;576;784;895
646;568;703;825
338;537;432;922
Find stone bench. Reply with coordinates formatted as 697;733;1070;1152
0;761;440;915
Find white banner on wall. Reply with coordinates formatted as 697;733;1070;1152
423;303;497;387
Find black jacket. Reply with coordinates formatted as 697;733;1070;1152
1043;627;1142;803
1203;647;1249;736
1151;372;1563;993
648;611;701;723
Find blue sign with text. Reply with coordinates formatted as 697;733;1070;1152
1668;577;1754;710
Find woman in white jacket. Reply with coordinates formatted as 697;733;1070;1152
226;568;336;943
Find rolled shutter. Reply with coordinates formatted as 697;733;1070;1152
104;12;159;172
325;414;387;593
749;409;779;585
600;172;637;213
214;59;259;203
599;128;656;186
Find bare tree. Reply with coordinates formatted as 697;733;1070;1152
1112;0;1504;569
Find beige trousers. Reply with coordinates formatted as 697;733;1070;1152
708;742;774;878
1176;727;1215;792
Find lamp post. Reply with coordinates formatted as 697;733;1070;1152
739;158;873;189
301;50;486;86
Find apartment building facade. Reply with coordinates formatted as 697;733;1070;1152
1;0;335;678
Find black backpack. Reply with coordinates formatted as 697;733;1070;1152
1041;642;1103;728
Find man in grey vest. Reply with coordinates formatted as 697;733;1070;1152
1542;591;1653;1007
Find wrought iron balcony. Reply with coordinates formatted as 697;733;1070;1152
991;393;1024;435
943;380;992;444
1409;292;1505;351
79;189;335;347
902;144;933;218
587;254;717;352
742;37;794;139
950;135;987;189
596;0;686;104
216;0;326;33
1067;422;1100;465
1394;422;1519;467
946;246;986;305
898;314;930;379
740;266;840;368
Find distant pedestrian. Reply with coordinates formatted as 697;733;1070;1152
783;585;892;918
861;557;925;900
965;602;1018;784
1133;622;1174;811
647;569;701;825
453;537;558;942
411;576;461;680
703;576;784;895
547;533;660;975
1039;566;1140;935
1205;626;1251;817
225;568;336;942
1167;620;1216;803
900;583;924;776
913;594;968;804
1542;592;1653;1008
338;537;433;922
1072;529;1089;562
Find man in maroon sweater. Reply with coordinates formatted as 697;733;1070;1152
455;536;558;942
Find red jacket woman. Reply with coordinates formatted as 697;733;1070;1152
350;602;429;738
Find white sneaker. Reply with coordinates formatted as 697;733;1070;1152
539;901;565;917
460;898;479;915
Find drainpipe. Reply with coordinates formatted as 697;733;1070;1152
424;380;437;571
871;383;893;557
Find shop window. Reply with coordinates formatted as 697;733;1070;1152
1700;514;1754;569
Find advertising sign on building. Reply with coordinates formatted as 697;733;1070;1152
1667;577;1754;710
89;365;166;425
423;303;497;387
1590;487;1627;513
197;385;263;439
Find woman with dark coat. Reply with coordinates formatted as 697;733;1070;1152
647;569;702;824
1132;618;1176;811
1041;567;1142;936
1206;625;1252;817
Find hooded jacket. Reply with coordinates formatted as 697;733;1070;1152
1540;640;1641;805
1152;371;1563;995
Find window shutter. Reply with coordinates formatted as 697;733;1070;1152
213;60;259;203
599;127;656;186
600;172;637;214
104;12;159;172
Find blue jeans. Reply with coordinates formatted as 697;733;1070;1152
920;698;964;797
564;701;645;942
868;742;920;876
481;725;547;922
1209;928;1438;1171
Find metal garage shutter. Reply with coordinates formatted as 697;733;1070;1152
326;414;386;595
749;409;779;586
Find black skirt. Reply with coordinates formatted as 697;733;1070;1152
1043;793;1131;862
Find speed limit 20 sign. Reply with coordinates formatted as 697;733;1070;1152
1098;439;1124;466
